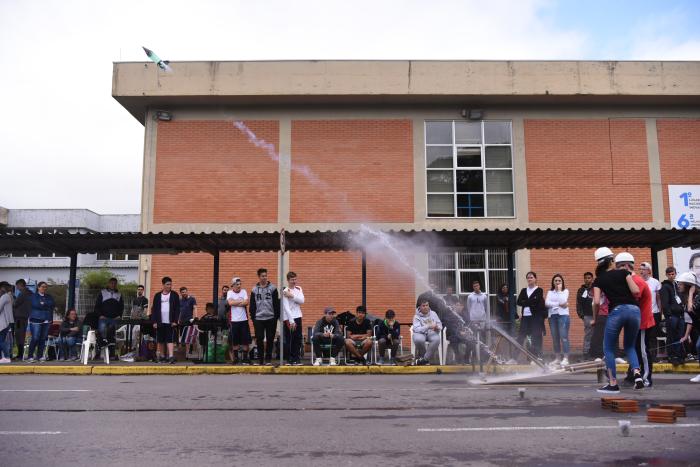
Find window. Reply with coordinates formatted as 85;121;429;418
96;253;139;261
425;120;514;217
5;252;58;258
428;248;515;313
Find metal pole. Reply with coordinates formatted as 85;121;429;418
67;252;77;310
212;250;220;306
361;249;367;310
651;246;660;279
279;251;285;366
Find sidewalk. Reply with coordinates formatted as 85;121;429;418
1;361;698;376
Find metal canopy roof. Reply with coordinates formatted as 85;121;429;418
1;228;698;255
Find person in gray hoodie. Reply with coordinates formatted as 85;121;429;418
0;282;15;363
249;268;280;365
413;298;442;365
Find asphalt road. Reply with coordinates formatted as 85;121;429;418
0;373;699;466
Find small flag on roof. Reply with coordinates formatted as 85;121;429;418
142;46;172;72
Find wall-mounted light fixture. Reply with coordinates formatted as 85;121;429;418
460;109;483;120
155;110;172;121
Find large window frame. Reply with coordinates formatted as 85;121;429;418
428;248;514;313
425;120;515;218
96;253;139;261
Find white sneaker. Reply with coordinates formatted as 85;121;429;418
313;358;322;366
0;358;11;364
506;359;518;365
329;357;337;366
615;358;627;364
594;357;602;362
690;374;700;383
561;357;569;366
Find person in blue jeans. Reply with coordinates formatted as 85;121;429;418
592;249;642;394
27;281;55;363
545;274;570;367
60;309;82;361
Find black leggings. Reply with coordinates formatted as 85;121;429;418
253;319;277;360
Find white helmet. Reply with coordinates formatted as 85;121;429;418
594;247;614;262
614;252;635;264
677;271;698;286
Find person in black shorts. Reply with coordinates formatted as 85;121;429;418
151;276;180;364
344;306;374;364
227;277;251;364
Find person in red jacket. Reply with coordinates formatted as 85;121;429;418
622;257;655;387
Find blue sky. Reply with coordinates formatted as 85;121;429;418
1;0;698;213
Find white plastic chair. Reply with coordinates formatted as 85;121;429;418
80;330;97;365
409;325;444;365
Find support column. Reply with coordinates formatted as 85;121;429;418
67;252;78;310
651;246;660;280
212;250;220;306
506;248;517;323
361;250;367;310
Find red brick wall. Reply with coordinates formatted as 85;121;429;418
290;120;413;222
529;247;653;353
153;120;279;223
525;119;651;222
149;252;279;321
288;251;416;341
656;119;700;224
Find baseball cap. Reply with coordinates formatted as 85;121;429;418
231;277;241;284
324;306;336;315
640;262;652;270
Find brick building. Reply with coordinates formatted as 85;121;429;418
112;60;700;353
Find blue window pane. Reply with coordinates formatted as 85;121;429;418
457;194;484;217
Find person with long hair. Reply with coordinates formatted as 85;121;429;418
0;281;14;363
516;271;546;363
592;249;641;394
546;274;570;366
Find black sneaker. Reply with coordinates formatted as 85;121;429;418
633;372;644;390
596;383;620;394
159;356;168;363
415;357;430;366
169;356;176;365
358;357;367;365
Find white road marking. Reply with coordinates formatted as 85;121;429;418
0;431;63;435
0;389;91;392
419;423;700;432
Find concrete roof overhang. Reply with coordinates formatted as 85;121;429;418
112;60;700;124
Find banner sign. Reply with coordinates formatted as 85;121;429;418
668;185;700;276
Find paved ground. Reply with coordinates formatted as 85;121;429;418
0;373;698;466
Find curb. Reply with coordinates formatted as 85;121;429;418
1;363;697;376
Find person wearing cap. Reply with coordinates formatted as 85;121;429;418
639;262;662;360
311;307;343;366
345;305;374;364
226;277;251;365
281;271;304;365
592;249;642;394
376;309;401;365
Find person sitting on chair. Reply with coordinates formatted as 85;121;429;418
344;306;373;365
60;308;82;361
413;298;442;366
376;309;401;365
94;277;124;360
312;307;344;366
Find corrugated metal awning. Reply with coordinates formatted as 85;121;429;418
1;227;698;255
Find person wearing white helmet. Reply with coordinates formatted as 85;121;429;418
676;272;700;383
592;249;642;394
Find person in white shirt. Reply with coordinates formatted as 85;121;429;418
226;277;251;364
281;271;304;365
639;262;662;360
545;274;570;367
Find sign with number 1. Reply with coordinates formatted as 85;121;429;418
668;185;700;276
